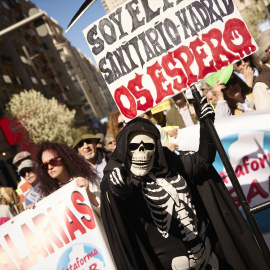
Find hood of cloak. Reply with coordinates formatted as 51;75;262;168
106;117;170;177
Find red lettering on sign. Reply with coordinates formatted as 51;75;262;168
202;28;240;70
189;37;216;79
114;85;137;118
127;73;154;111
113;18;257;119
60;202;86;241
162;51;187;91
33;213;64;254
223;18;256;58
71;191;96;230
173;45;197;86
242;156;250;174
247;180;269;204
259;155;268;168
21;224;48;265
89;263;97;270
235;165;245;177
147;61;174;104
220;171;229;184
47;207;70;245
0;244;18;270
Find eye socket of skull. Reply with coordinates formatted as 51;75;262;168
126;131;156;177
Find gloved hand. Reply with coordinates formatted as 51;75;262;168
110;167;126;187
108;166;133;199
194;96;215;122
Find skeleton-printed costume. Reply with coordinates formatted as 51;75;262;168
101;117;268;270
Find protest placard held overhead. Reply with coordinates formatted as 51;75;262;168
83;0;258;120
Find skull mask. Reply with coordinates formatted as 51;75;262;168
126;131;156;177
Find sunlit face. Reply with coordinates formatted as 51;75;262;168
206;91;217;105
41;150;67;180
118;114;126;130
77;140;97;161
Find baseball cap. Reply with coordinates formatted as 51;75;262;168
18;159;33;175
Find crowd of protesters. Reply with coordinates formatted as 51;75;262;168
0;28;270;270
1;29;270;221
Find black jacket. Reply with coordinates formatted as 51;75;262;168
101;117;269;270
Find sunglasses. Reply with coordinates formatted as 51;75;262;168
129;141;155;151
19;168;32;178
224;77;238;91
77;139;93;148
41;157;61;171
235;57;249;66
118;121;125;129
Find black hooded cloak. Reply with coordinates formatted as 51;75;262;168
100;117;268;270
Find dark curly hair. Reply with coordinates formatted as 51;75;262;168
32;141;97;197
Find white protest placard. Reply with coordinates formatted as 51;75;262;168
83;0;258;121
0;181;116;270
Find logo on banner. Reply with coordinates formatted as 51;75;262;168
213;130;270;232
57;243;105;270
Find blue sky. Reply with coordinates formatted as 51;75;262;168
31;0;106;65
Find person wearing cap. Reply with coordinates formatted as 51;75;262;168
72;126;107;183
17;159;42;207
12;151;32;205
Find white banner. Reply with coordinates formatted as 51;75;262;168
0;182;116;270
83;0;257;121
169;109;270;247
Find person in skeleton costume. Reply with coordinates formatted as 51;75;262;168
100;97;268;270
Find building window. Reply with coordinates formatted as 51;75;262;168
65;61;73;70
71;75;77;82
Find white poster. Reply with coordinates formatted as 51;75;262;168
0;181;116;270
83;0;257;120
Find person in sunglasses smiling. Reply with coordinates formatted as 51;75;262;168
72;126;108;183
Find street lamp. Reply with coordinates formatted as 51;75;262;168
0;9;47;37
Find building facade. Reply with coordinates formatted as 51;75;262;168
0;0;116;187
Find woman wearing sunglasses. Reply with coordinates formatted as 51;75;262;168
212;72;255;119
27;141;99;213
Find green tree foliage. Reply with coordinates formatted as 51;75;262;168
5;89;76;146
